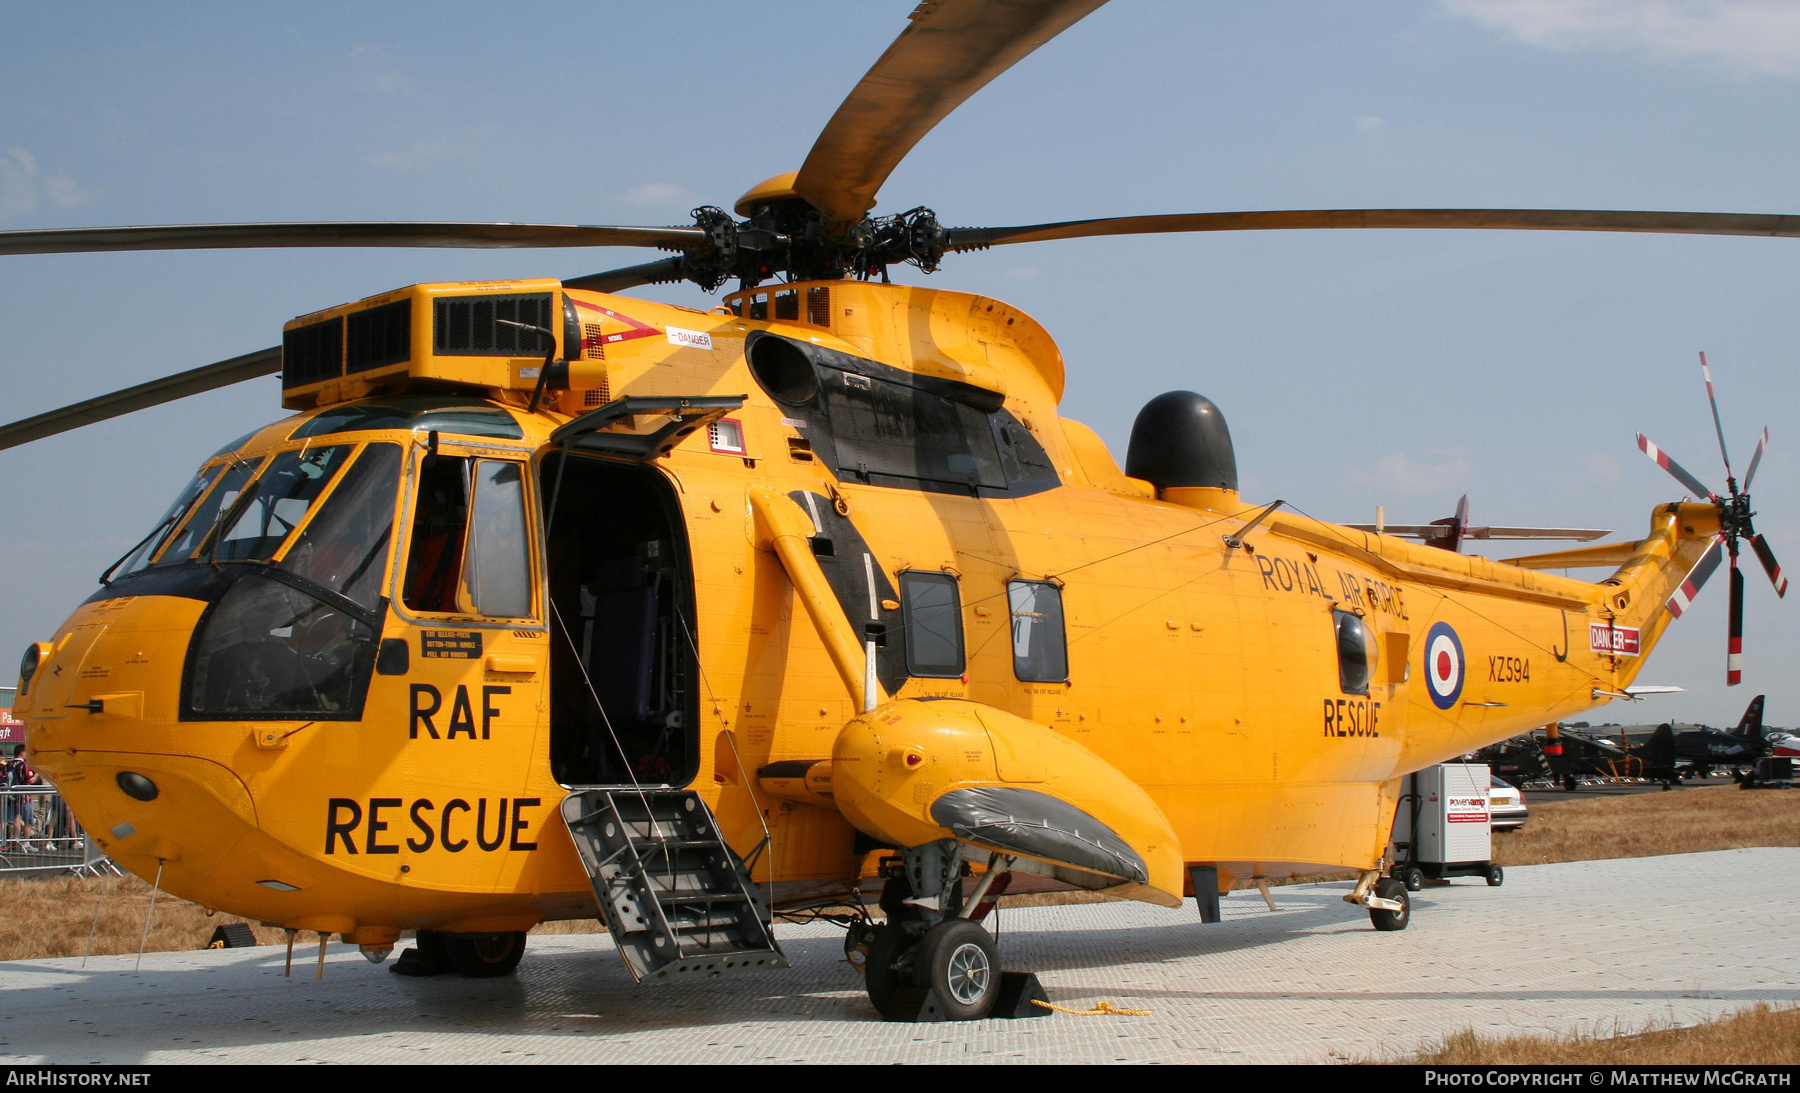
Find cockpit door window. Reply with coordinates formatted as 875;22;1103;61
403;453;535;619
462;459;532;617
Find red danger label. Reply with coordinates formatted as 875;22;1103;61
1448;812;1489;823
1590;623;1640;656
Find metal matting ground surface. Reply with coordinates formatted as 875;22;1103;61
0;849;1793;1065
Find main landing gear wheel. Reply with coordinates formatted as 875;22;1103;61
1369;878;1411;931
1485;864;1505;887
443;931;526;977
1397;865;1424;892
918;919;1000;1021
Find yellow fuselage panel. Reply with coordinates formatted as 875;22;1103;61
21;280;1711;934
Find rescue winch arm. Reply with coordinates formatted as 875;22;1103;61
748;487;889;711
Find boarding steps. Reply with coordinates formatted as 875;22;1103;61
561;788;787;982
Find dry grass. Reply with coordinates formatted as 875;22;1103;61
1493;784;1800;867
0;873;287;961
1400;1003;1800;1065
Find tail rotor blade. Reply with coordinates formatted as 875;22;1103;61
1750;533;1788;597
1728;551;1745;686
1744;427;1769;491
1637;433;1717;500
1667;535;1727;618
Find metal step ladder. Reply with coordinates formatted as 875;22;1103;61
561;788;787;983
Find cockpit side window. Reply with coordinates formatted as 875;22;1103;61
210;445;354;562
280;443;402;610
113;464;224;579
403;454;534;618
155;457;263;565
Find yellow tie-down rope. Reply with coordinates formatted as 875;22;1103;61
1031;999;1154;1017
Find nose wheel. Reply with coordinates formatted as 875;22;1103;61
864;918;1002;1022
861;840;1024;1022
920;919;1000;1019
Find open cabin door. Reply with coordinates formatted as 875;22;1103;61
539;449;702;788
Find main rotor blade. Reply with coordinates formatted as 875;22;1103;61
1699;352;1735;482
1745;427;1769;491
948;208;1800;250
0;221;703;256
1638;433;1717;501
793;0;1108;227
1750;533;1788;598
0;346;280;451
563;256;691;294
1728;550;1745;686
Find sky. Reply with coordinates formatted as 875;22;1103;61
2;0;1797;726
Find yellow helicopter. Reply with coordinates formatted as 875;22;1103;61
3;0;1792;1022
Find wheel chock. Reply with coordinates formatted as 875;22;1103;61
389;930;454;977
877;985;948;1022
992;971;1051;1019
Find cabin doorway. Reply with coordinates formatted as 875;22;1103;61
540;453;697;787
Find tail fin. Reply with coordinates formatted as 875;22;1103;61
1645;724;1677;768
1734;694;1766;741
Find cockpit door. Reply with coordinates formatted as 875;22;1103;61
387;443;548;780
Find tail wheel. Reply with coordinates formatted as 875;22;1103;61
443;931;526;978
1369;878;1411;931
918;918;1000;1021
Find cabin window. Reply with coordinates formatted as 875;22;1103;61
900;571;965;678
403;455;534;618
1007;580;1068;683
1334;609;1372;696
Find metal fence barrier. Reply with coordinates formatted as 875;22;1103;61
0;784;119;876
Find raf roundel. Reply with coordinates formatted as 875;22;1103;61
1423;622;1465;710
